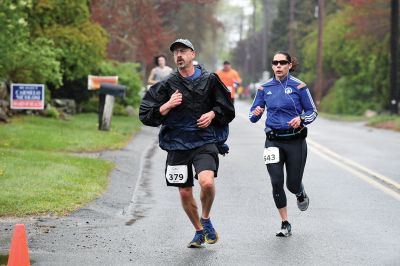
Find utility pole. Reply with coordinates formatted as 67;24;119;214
315;0;324;108
261;0;269;71
239;10;244;42
249;0;257;81
252;0;257;36
288;0;296;55
390;0;399;114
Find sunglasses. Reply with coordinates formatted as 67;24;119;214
272;60;290;66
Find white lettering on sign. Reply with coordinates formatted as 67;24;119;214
10;83;45;110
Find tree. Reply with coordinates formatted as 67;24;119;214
0;0;62;87
301;1;391;114
90;0;220;70
29;0;108;82
25;0;109;104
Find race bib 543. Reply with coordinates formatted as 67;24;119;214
263;147;280;164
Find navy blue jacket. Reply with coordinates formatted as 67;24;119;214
140;65;235;151
249;74;317;129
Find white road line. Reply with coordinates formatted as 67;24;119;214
307;139;400;190
237;112;400;200
309;146;400;201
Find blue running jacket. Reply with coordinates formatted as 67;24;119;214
249;74;317;130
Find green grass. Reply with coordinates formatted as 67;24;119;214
367;114;400;131
318;112;366;122
0;255;7;265
0;148;112;216
0;113;142;217
0;113;141;152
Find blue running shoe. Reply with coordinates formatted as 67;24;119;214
200;217;219;244
187;230;205;248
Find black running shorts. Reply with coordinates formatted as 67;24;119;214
165;144;219;188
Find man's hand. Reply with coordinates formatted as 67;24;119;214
160;90;182;116
288;116;302;128
252;106;264;116
197;111;215;128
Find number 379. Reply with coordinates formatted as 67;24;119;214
168;174;184;181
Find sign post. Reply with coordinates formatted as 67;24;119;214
10;83;45;110
87;75;125;131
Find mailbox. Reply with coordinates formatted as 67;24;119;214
99;83;126;97
98;83;127;131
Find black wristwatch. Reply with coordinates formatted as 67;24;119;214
299;115;305;123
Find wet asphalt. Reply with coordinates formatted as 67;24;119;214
1;100;399;265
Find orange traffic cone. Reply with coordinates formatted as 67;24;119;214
7;224;30;266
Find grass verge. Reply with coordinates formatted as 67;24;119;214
318;112;366;122
319;112;400;131
0;148;112;216
0;113;141;217
367;114;400;131
0;113;141;152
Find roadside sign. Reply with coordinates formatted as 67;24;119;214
88;75;118;90
10;83;45;110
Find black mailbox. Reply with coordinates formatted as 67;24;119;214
99;83;126;97
98;83;127;130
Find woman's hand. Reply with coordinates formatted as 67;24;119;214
253;106;265;116
288;116;302;128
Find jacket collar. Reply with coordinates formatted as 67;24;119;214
171;64;207;79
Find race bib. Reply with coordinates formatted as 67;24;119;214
263;147;280;164
166;165;188;184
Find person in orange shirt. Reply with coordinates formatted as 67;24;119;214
216;61;242;103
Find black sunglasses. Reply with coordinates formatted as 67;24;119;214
272;60;290;66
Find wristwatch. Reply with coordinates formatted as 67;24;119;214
299;115;305;123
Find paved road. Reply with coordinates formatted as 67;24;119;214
1;100;399;265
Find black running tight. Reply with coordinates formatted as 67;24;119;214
265;138;307;209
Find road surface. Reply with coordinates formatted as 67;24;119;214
1;100;399;265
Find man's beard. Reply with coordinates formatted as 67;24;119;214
176;57;187;69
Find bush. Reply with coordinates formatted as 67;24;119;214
44;106;60;119
97;61;143;107
112;103;128;116
81;96;128;116
81;96;99;113
321;77;381;115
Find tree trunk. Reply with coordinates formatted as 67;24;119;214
315;0;324;108
288;0;296;54
390;0;399;114
261;0;269;71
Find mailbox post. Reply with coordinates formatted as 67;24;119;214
98;83;126;131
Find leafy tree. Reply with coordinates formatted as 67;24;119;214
20;0;109;104
0;0;62;86
300;2;390;114
90;0;220;69
29;0;108;81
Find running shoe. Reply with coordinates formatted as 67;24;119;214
200;217;219;244
296;190;309;211
187;230;205;248
276;221;292;237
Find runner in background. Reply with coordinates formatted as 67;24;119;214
216;61;242;103
147;55;173;86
